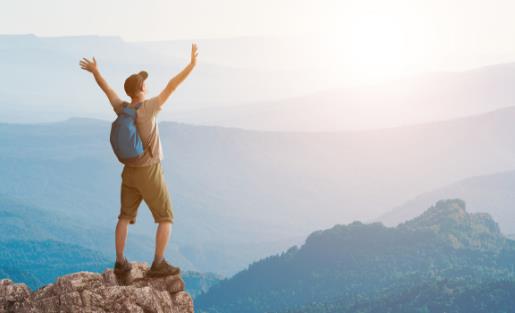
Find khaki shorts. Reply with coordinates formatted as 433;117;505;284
119;162;174;224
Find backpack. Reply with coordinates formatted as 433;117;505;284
110;102;151;164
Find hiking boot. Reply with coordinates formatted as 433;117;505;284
147;259;180;277
114;257;132;275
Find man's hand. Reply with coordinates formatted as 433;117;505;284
79;57;122;108
80;57;99;74
155;43;198;108
191;43;198;66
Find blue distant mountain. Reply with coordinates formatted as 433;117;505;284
176;62;515;131
5;106;515;275
0;195;163;262
0;120;305;275
0;195;223;294
378;169;515;235
0;240;111;291
0;34;322;124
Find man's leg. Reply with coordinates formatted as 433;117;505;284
143;163;179;276
118;165;142;264
115;218;130;263
154;222;171;263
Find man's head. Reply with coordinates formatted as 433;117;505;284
124;71;148;98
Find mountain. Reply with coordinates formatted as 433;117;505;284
0;34;323;124
0;194;193;276
0;263;193;313
0;240;111;291
378;169;515;234
0;195;222;296
181;272;223;299
0;195;116;254
168;62;515;131
398;199;505;251
5;105;515;275
0;195;113;290
196;199;515;313
4;35;515;132
0;120;304;275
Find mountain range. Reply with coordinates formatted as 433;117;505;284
4;33;515;313
5;103;515;276
176;62;515;131
0;34;323;124
4;35;515;132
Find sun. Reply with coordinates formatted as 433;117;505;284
316;11;428;85
347;15;410;81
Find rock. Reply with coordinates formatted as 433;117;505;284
0;262;194;313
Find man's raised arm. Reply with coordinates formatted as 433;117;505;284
155;43;198;107
80;57;123;110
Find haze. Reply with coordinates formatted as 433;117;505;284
4;0;515;85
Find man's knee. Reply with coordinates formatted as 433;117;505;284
157;221;172;229
155;217;173;225
118;211;136;224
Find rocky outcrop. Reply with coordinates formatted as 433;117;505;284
399;199;506;251
0;263;194;313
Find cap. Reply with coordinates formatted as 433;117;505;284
124;71;148;97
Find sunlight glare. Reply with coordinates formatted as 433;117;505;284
317;9;431;85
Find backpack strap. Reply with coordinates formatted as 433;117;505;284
133;102;154;158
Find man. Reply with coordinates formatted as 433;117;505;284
80;43;198;277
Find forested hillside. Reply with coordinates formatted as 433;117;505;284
197;200;515;313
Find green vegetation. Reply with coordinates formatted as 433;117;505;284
286;279;515;313
197;199;515;313
0;240;111;290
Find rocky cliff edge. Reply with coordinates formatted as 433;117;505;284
0;262;194;313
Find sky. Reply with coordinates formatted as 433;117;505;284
3;0;515;82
